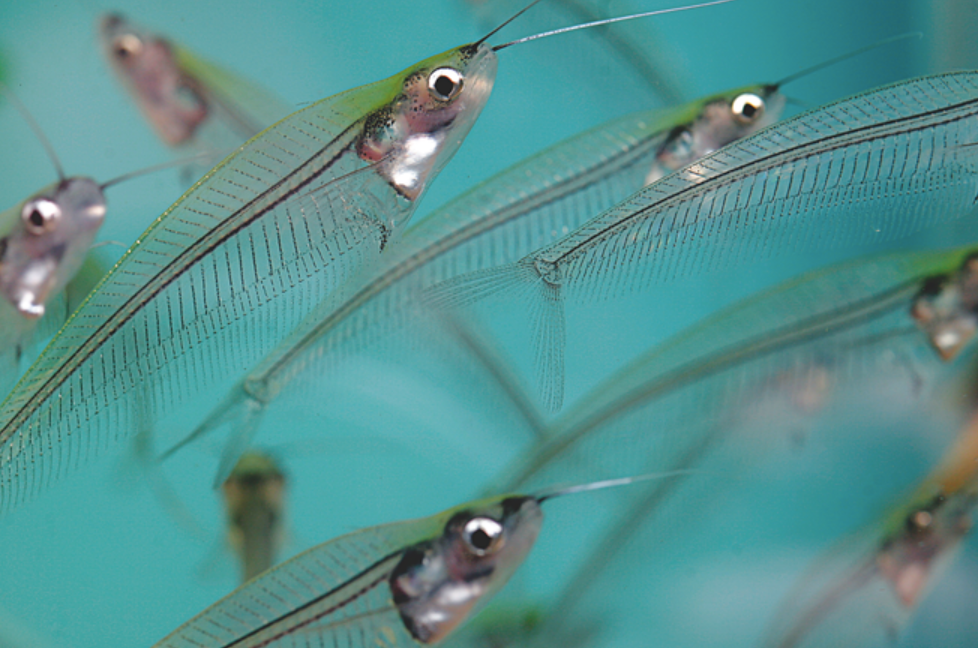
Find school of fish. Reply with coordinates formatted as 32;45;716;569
0;1;976;647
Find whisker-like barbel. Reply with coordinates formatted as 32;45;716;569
464;0;689;104
427;71;978;410
497;245;978;492
492;0;735;50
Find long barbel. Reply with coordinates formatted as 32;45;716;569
168;81;784;471
427;71;978;411
461;0;688;105
0;34;498;512
481;244;978;646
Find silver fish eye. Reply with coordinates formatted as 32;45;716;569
21;198;61;235
462;516;504;556
731;93;765;125
428;67;464;102
112;33;144;61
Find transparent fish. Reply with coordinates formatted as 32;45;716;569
0;38;497;512
221;450;287;583
172;82;784;472
98;13;291;158
427;71;978;411
0;90;144;392
151;492;544;648
0;179;106;380
152;471;660;648
498;245;978;491
475;245;978;646
760;404;978;648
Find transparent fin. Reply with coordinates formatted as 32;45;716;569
482;247;978;648
151;505;445;648
429;71;978;407
530;277;566;412
211;397;264;489
498;248;967;492
157;380;261;464
432;311;547;440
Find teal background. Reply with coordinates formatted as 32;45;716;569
0;1;976;647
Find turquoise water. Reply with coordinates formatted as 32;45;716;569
0;1;977;647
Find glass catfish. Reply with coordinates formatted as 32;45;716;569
479;245;978;648
427;71;978;411
151;473;656;648
153;493;542;648
98;13;291;158
0;35;497;512
0;89;142;392
761;398;978;648
172;80;784;477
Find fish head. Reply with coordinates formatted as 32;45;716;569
99;13;208;146
647;83;786;184
0;178;106;319
357;42;497;204
911;253;978;361
389;494;542;644
877;490;974;608
688;83;786;159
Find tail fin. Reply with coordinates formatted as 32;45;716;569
424;258;568;412
158;382;267;488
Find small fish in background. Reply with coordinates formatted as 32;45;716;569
760;405;978;648
97;13;291;173
152;473;665;648
221;451;287;583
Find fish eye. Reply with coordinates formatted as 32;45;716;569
462;516;504;556
907;509;934;533
731;93;765;125
112;34;143;61
21;198;61;235
428;67;464;102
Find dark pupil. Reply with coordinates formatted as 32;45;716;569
28;210;46;229
434;75;456;98
114;43;131;59
740;103;757;119
469;527;493;551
